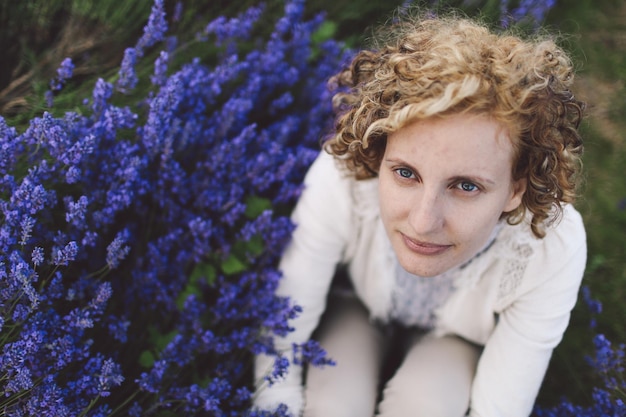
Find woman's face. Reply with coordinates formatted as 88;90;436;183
378;113;526;277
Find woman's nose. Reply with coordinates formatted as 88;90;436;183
407;186;445;235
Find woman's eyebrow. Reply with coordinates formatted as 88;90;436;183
383;157;415;169
449;175;496;186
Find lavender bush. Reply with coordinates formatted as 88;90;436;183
0;0;345;415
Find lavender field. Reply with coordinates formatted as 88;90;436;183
0;0;624;415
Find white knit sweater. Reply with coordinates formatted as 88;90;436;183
255;151;587;417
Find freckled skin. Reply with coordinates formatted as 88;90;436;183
378;113;527;277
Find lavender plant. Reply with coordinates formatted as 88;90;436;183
0;0;346;415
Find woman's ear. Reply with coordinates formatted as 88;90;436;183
504;178;527;212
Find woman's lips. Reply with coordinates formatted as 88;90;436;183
401;233;452;256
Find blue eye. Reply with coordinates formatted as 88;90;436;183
458;182;478;192
396;168;414;179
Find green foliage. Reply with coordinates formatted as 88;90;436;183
176;220;266;310
244;196;273;219
139;328;179;368
549;0;626;80
305;0;406;47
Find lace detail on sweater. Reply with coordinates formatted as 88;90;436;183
492;223;537;308
390;266;459;329
497;241;533;302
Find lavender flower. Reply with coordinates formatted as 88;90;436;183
117;48;139;93
151;50;170;86
587;334;625;391
97;358;124;397
205;4;264;48
31;247;44;267
65;166;81;184
91;78;114;115
64;195;88;228
106;230;130;269
19;216;36;246
292;340;336;367
0;118;18;176
136;0;168;55
498;0;556;27
46;57;76;107
582;285;603;329
49;57;75;92
510;0;556;23
173;2;183;23
52;241;78;266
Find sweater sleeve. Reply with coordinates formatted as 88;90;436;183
254;151;353;414
469;206;587;417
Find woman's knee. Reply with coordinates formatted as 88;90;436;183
377;334;481;417
304;390;375;417
303;296;384;417
378;381;469;417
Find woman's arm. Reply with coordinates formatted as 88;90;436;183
469;207;587;417
254;151;354;414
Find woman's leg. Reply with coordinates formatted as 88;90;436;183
304;296;386;417
377;333;481;417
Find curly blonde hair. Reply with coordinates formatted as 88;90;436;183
324;14;584;238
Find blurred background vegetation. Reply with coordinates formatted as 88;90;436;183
1;0;624;409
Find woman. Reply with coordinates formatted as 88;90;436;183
255;12;586;417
